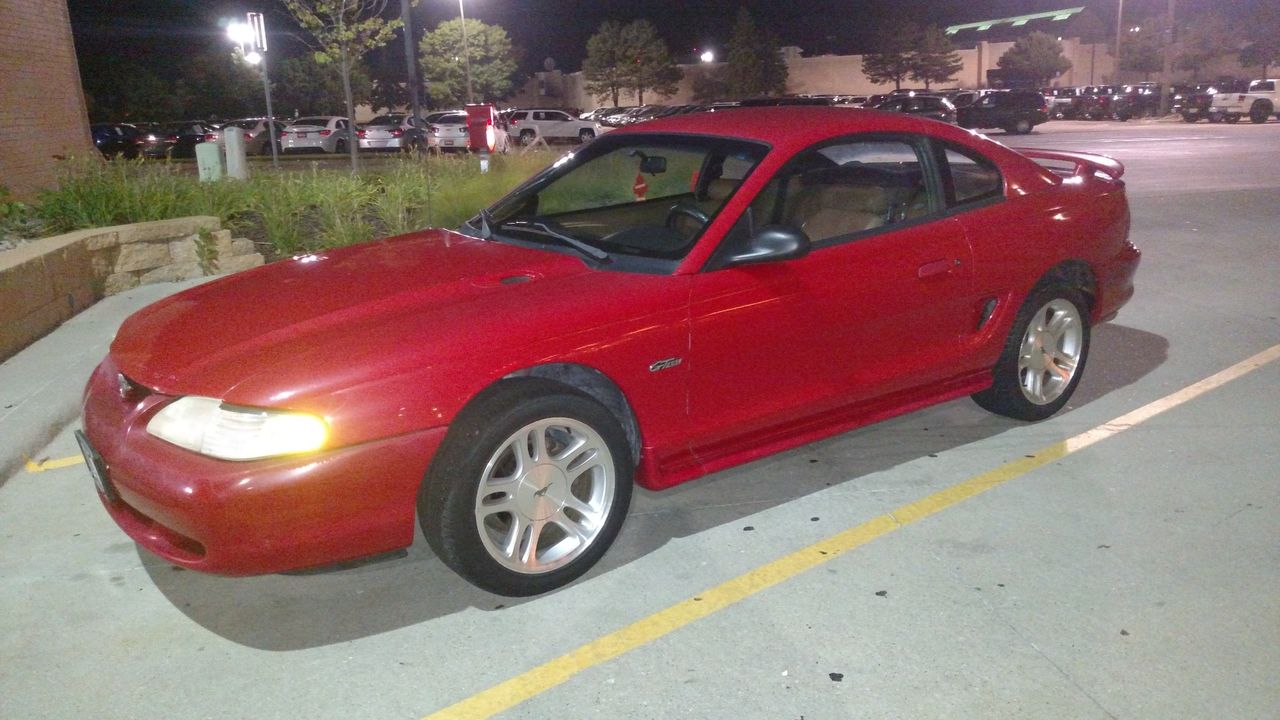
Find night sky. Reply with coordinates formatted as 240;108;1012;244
69;0;1258;77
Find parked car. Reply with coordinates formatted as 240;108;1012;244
90;123;143;159
134;123;174;159
1043;86;1085;118
956;89;1049;134
280;116;353;154
214;118;286;155
1079;85;1126;120
157;121;220;159
873;94;956;123
1210;78;1280;124
357;113;427;152
426;112;510;153
79;106;1139;597
504;108;602;144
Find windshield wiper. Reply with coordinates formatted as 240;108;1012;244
461;208;495;239
501;219;612;264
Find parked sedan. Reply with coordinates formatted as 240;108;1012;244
280;116;353;154
156;121;220;159
90;123;143;158
357;113;427;152
215;118;285;155
427;112;511;153
79;107;1139;597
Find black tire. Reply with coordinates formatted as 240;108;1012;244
1181;112;1198;123
420;379;634;596
1249;101;1272;124
1224;114;1241;124
972;283;1091;421
1012;118;1032;134
520;129;537;146
334;139;348;153
577;128;595;143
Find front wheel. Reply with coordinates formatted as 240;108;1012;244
420;380;633;596
972;285;1090;421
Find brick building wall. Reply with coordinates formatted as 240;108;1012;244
0;0;92;200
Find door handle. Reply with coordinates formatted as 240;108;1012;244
917;259;957;279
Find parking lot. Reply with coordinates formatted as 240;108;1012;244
2;119;1277;719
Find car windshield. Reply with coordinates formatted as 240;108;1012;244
293;117;330;126
470;133;769;270
435;113;467;125
229;120;260;129
368;115;403;126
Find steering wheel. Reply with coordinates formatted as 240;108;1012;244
665;201;710;232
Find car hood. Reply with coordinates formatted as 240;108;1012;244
111;229;600;402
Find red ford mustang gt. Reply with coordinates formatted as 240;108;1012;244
79;107;1139;596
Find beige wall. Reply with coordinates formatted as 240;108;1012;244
0;0;93;200
521;39;1118;111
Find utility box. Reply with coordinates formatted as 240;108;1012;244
465;104;498;154
224;130;249;180
195;142;224;182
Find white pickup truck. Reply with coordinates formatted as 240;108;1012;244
1210;79;1280;124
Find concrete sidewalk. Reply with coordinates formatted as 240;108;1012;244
0;277;207;482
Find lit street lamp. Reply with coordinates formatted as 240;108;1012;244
227;13;279;169
456;0;474;103
700;50;715;63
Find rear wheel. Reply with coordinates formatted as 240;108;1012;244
520;129;537;146
420;380;633;596
1012;118;1032;134
1249;101;1273;124
972;284;1090;421
577;128;595;143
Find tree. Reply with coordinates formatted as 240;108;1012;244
274;54;372;117
690;66;729;102
1119;21;1163;80
908;25;963;89
281;0;405;172
582;21;630;107
862;21;919;90
420;18;518;107
721;9;788;98
582;20;682;106
1238;5;1280;78
1175;15;1236;80
997;32;1072;86
622;21;682;105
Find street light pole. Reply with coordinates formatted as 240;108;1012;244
457;0;474;103
1114;0;1125;78
402;0;422;127
230;13;279;169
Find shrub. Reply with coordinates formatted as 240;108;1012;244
26;150;557;258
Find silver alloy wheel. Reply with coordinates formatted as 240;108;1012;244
474;417;616;574
1017;298;1084;405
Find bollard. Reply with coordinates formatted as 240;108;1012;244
225;130;249;180
195;142;224;182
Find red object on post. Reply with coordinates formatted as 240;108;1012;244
465;103;498;153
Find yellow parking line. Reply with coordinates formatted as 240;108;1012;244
24;455;85;473
423;343;1280;720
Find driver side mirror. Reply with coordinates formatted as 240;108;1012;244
721;225;811;268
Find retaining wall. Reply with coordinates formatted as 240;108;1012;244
0;217;264;362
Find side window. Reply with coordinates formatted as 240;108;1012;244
549;111;570;121
942;145;1003;206
771;138;935;244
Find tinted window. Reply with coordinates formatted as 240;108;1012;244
751;138;935;245
943;146;1003;206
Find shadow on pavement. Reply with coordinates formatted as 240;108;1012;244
144;323;1168;650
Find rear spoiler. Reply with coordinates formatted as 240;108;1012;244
1018;148;1125;182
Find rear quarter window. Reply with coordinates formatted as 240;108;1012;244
944;146;1003;206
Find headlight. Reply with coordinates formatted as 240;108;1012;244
146;396;328;461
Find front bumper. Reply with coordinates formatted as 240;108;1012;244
80;358;446;575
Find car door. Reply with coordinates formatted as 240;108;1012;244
684;135;976;462
536;110;574;139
